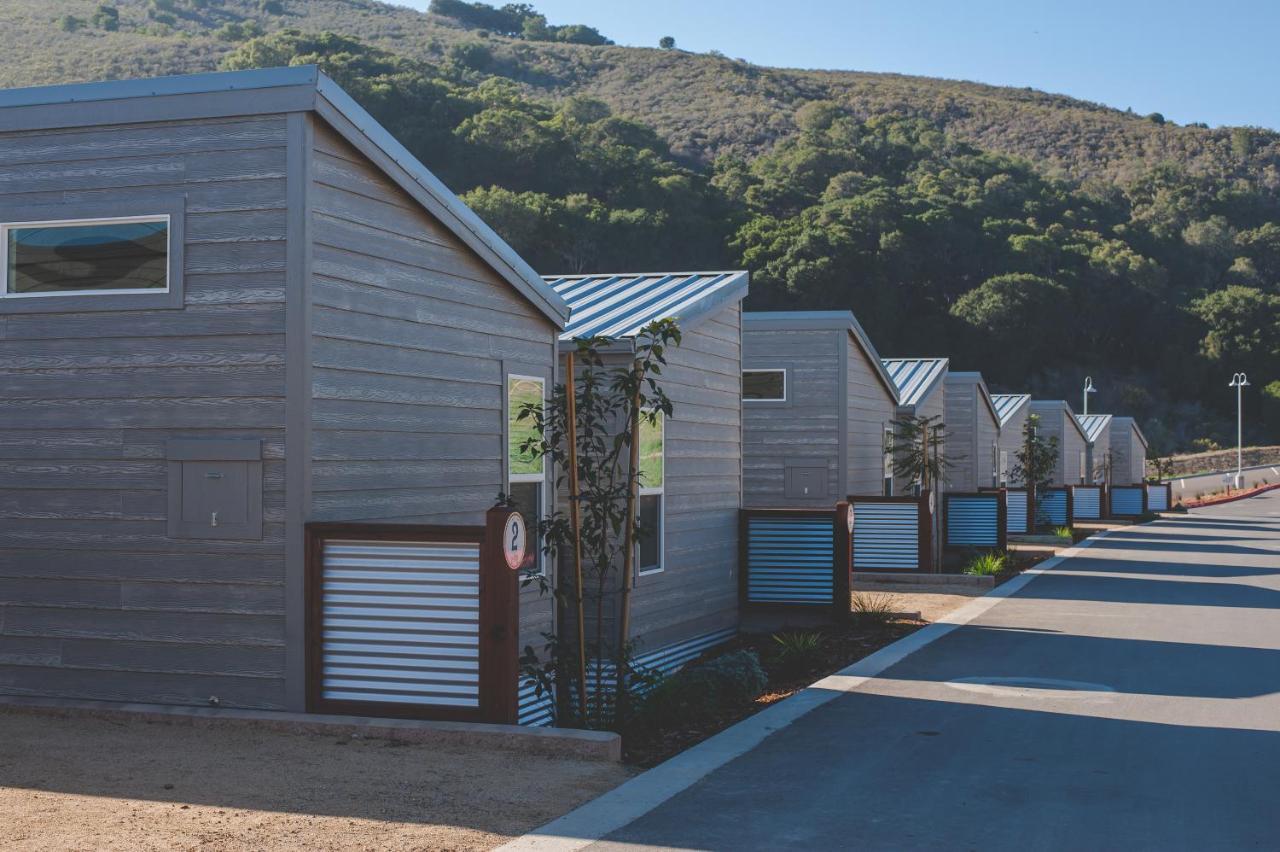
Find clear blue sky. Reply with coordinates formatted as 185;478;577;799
397;0;1279;130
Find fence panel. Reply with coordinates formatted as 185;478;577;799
741;506;848;606
1071;485;1103;521
1110;485;1147;517
850;498;924;571
1146;483;1171;512
944;492;1005;550
1038;487;1071;527
305;508;519;724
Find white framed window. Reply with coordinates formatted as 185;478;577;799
2;215;170;299
638;410;665;576
991;441;1000;487
743;369;786;401
507;374;547;575
1000;450;1010;486
1079;450;1087;484
882;424;894;497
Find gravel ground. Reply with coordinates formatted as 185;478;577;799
851;583;987;623
0;711;633;851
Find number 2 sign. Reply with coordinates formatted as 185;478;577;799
503;511;527;571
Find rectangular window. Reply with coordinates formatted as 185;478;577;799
638;411;664;575
508;375;546;574
882;425;894;497
1000;450;1010;486
743;369;786;401
1079;450;1087;484
2;216;169;298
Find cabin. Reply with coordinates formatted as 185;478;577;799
0;67;570;717
741;311;900;506
881;358;949;493
1028;401;1089;486
1075;414;1113;484
1110;417;1150;485
991;393;1031;485
944;372;1000;492
545;271;748;665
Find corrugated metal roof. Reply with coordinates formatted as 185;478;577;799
991;393;1031;426
881;358;949;407
546;271;748;341
1075;413;1113;444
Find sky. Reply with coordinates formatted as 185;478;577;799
397;0;1280;130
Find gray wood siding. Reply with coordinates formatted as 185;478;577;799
1086;423;1111;483
1030;405;1086;486
845;334;896;496
305;124;558;651
944;378;978;492
630;304;742;651
0;117;290;709
894;383;946;495
742;327;841;507
1111;423;1145;484
998;407;1029;482
977;402;999;490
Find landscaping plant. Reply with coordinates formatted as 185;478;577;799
638;650;768;730
1011;413;1060;530
850;591;902;626
768;631;826;679
964;551;1010;576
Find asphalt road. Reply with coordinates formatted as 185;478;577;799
591;491;1280;851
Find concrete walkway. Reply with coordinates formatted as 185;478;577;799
517;490;1280;851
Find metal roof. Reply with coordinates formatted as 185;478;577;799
546;271;749;342
881;358;949;407
743;310;899;402
0;66;570;328
991;393;1031;426
1075;413;1113;444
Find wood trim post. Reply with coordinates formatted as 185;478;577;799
833;501;851;618
738;509;750;606
1064;486;1074;527
996;491;1008;552
480;505;520;725
918;493;933;573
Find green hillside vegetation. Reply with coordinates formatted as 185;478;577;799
2;0;1279;449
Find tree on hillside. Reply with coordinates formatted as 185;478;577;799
659;36;675;49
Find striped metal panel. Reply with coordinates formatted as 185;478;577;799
319;539;481;707
581;627;738;705
1111;486;1145;516
991;393;1030;426
1006;490;1029;534
1146;484;1169;512
1038;490;1069;526
852;501;920;570
1073;486;1102;520
746;515;834;603
881;358;949;406
518;678;554;727
1075;414;1113;443
546;272;746;340
945;495;1000;547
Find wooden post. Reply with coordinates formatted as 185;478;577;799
917;492;933;573
615;361;642;711
996;491;1008;552
480;505;520;725
563;351;588;721
833;501;852;619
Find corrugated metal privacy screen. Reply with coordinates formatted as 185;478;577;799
1073;486;1102;520
1039;489;1069;526
1006;490;1029;534
1111;486;1145;516
852;501;920;570
945;494;1001;548
1146;484;1169;512
745;514;834;603
320;539;481;708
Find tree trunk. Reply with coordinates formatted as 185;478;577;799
564;352;588;722
615;361;642;716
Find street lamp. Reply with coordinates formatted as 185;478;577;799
1082;376;1096;416
1229;372;1250;488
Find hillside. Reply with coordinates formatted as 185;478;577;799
3;0;1280;188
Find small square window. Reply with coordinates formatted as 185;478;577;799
743;369;786;401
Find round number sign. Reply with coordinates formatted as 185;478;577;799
846;504;855;534
928;491;936;514
503;511;527;571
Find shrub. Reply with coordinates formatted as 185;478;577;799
58;15;84;31
964;551;1010;576
260;0;285;13
850;591;901;625
1052;526;1073;539
638;650;767;729
767;631;824;678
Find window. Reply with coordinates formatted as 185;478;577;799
3;216;169;298
743;369;786;401
991;441;1000;487
508;375;546;574
1000;450;1010;486
638;411;664;575
1079;450;1087;484
882;425;894;496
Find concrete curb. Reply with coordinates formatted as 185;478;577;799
497;530;1113;850
853;572;995;589
0;696;621;762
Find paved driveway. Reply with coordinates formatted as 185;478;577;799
567;491;1280;850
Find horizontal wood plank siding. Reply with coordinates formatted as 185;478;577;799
0;116;290;709
846;333;896;496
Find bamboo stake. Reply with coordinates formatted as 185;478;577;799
616;360;642;713
564;351;588;722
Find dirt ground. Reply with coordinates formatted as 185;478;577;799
851;583;987;623
0;711;633;851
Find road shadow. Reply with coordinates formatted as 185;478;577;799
1009;568;1280;609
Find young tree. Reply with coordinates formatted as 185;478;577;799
516;319;680;729
888;414;954;494
1010;413;1059;530
659;36;676;49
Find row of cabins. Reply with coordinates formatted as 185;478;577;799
0;67;1152;725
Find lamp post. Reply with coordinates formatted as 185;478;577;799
1229;372;1250;488
1082;376;1096;416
